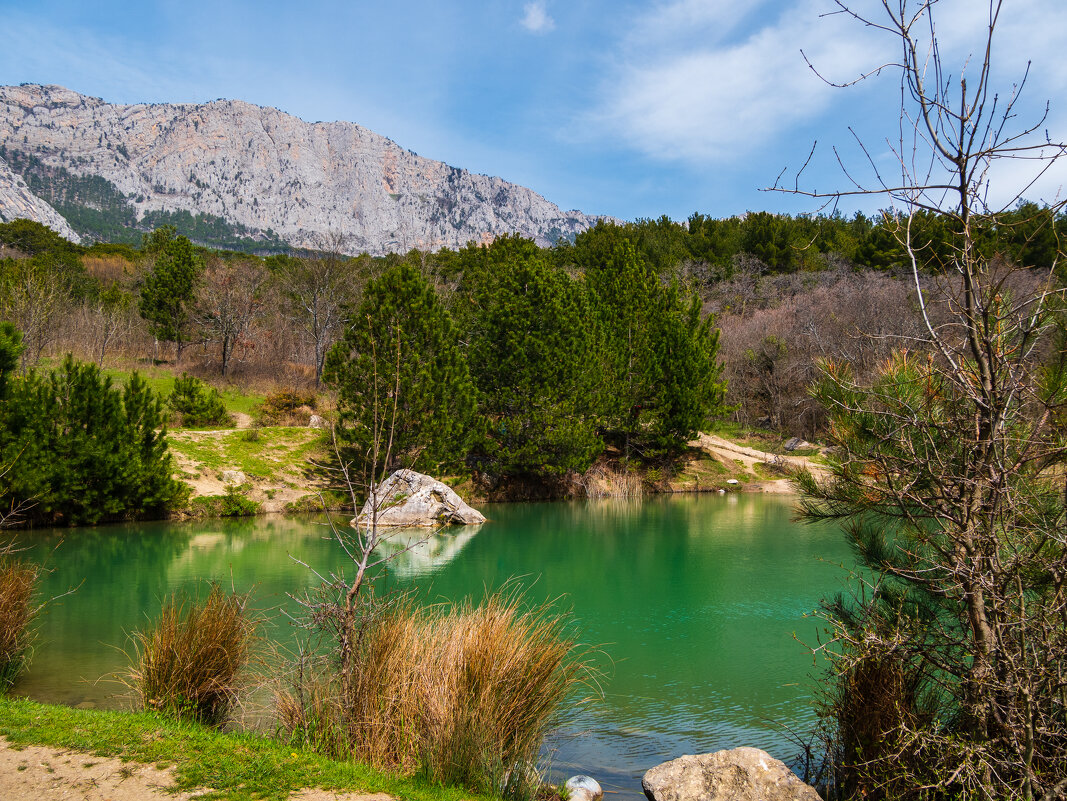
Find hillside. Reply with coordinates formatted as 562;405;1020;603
0;84;603;254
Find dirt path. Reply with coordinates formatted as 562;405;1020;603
0;738;394;801
688;433;830;493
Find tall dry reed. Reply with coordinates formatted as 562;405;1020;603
0;554;39;690
278;590;593;798
581;464;644;498
130;584;255;726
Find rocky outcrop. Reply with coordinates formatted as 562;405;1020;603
355;469;486;527
0;155;80;242
0;84;605;254
642;748;821;801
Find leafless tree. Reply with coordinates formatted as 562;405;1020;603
194;257;267;376
776;2;1067;799
275;234;364;386
0;259;65;368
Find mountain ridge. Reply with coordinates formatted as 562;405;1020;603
0;84;605;254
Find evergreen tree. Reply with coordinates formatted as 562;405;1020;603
467;237;602;478
323;261;477;476
0;352;184;525
587;241;727;458
138;234;203;361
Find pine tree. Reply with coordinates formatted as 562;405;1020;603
467;237;602;479
0;352;185;526
323;261;477;477
138;234;203;361
586;240;727;459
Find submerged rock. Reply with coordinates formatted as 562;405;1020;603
355;469;486;528
642;748;821;801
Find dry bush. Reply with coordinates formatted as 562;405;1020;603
278;590;593;798
256;389;318;426
129;584;255;726
0;551;39;690
580;463;644;498
716;268;934;437
82;255;133;283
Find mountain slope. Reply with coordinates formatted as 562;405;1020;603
0;84;602;253
0;154;81;242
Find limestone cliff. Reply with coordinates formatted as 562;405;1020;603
0;154;81;242
0;84;603;253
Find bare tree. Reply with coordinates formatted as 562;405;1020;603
194;257;267;377
776;3;1067;799
275;234;363;386
0;259;65;368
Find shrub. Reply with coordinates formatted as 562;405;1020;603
187;485;260;518
278;590;592;798
255;390;317;426
168;374;230;427
130;584;255;726
0;354;187;526
0;551;39;691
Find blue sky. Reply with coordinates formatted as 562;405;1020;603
1;0;1065;222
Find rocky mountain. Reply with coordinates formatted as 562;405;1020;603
0;84;603;254
0;154;81;242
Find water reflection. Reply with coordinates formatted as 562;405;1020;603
375;526;481;578
11;496;851;801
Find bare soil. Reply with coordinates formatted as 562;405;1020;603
0;737;395;801
685;433;829;493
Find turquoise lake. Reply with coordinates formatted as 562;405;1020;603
13;493;852;798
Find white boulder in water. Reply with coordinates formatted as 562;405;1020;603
355;469;486;528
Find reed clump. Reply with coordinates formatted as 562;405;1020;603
581;464;644;498
130;584;255;726
0;552;39;691
279;591;592;798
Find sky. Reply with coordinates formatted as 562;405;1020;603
1;0;1065;223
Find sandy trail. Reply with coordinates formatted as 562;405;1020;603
688;433;830;493
0;737;395;801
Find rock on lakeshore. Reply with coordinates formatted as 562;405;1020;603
355;469;486;527
642;748;821;801
565;775;603;801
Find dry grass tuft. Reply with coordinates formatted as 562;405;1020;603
129;584;256;726
279;590;594;798
581;464;644;498
0;553;39;691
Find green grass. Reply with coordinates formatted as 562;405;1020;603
0;696;486;801
99;366;267;418
168;428;325;483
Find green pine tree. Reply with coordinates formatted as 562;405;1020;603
587;240;728;459
323;261;477;477
138;234;203;361
467;236;603;479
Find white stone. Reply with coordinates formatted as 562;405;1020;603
355;469;486;528
642;748;822;801
565;775;603;801
220;470;247;485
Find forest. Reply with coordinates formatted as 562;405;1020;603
0;201;1061;524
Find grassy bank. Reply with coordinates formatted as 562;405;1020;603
0;695;487;801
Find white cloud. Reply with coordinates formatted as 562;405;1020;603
584;0;1067;173
520;2;555;34
584;0;884;163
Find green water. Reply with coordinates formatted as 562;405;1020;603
13;493;851;797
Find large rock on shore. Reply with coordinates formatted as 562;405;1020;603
355;469;486;527
642;748;821;801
